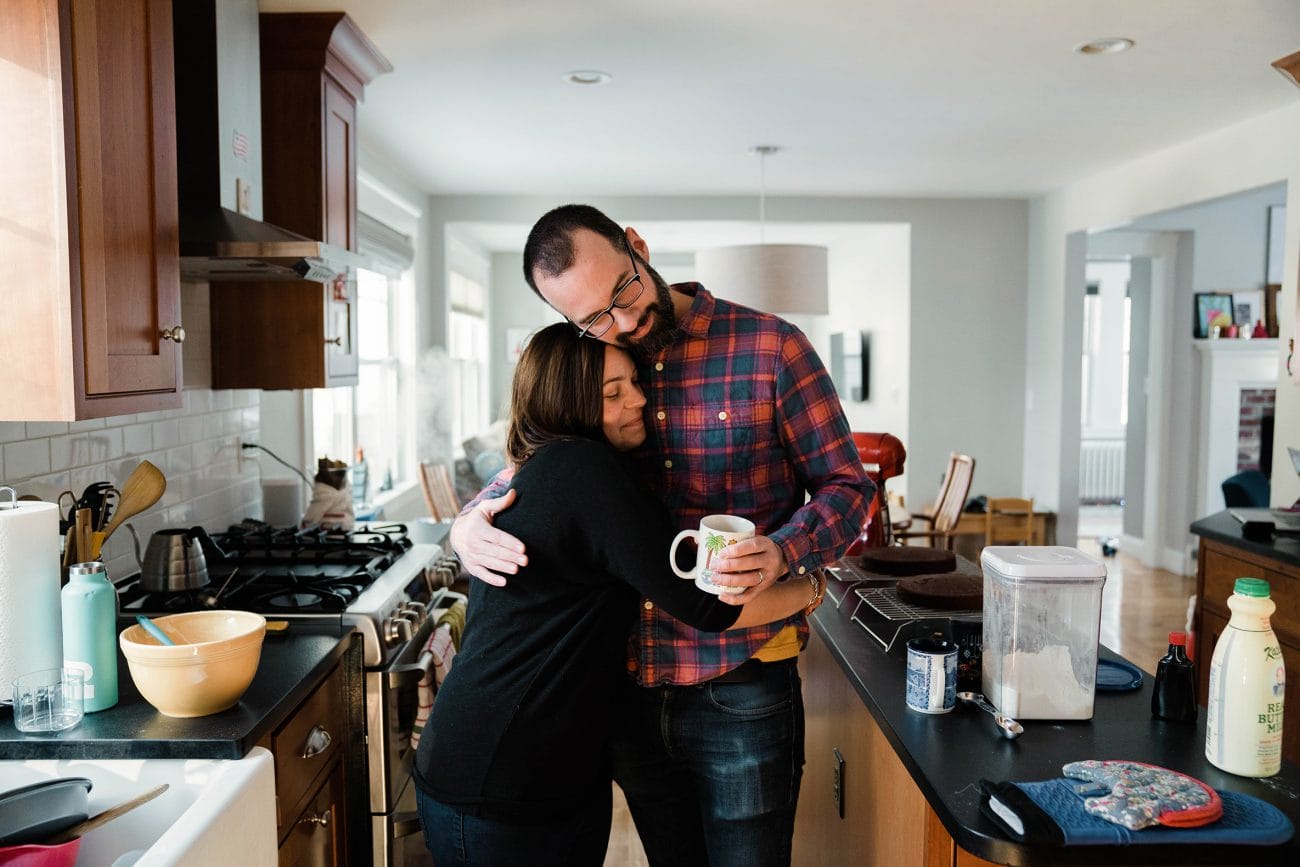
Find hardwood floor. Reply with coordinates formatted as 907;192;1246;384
600;543;1197;865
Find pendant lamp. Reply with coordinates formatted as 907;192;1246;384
695;146;829;315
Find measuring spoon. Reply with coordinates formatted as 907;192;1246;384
956;691;1024;740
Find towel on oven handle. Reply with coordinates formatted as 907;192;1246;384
410;600;466;750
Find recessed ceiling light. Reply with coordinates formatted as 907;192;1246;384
564;70;612;86
1075;37;1135;55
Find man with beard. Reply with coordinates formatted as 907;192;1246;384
451;203;871;866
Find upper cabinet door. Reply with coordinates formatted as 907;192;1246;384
69;0;181;402
0;0;181;421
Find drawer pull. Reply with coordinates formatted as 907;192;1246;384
300;810;330;828
301;724;333;759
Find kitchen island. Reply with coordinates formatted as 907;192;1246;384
1191;510;1300;766
0;622;363;865
793;563;1300;866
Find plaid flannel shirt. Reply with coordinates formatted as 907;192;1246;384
626;285;872;685
462;285;872;685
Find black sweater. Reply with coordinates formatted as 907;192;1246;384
413;438;741;819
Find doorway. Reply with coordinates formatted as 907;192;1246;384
1078;260;1132;548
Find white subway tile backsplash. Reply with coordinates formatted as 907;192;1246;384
25;422;69;438
50;434;87;472
166;445;194;475
202;412;225;440
88;428;123;462
69;463;108;495
122;423;152;455
4;439;51;479
2;389;261;552
212;390;232;411
14;470;70;503
178;415;203;444
152;419;180;450
186;390;213;414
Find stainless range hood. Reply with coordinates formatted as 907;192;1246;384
174;0;359;282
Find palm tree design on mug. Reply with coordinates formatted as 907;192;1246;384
703;532;730;578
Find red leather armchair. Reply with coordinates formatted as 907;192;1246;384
845;432;907;555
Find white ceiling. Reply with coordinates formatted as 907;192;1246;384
261;0;1300;200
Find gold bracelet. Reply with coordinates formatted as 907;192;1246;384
802;571;825;617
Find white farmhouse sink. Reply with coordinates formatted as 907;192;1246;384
0;747;276;866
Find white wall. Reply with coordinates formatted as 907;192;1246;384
1024;102;1300;573
424;195;1028;507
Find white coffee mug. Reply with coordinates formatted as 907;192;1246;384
905;637;958;714
669;515;755;595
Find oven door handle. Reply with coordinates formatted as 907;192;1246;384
392;810;422;839
384;662;427;691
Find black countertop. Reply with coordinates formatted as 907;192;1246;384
1192;509;1300;570
0;621;355;760
811;573;1300;865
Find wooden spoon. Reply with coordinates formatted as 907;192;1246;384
90;461;166;558
43;784;169;844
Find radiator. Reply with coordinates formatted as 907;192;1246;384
1080;438;1125;504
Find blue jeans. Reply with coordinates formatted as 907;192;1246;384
417;785;611;867
610;658;805;867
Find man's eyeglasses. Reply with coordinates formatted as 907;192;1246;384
573;236;644;339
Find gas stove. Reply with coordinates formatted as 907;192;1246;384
115;518;466;863
116;520;463;667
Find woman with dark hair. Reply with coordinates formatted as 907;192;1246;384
414;322;822;866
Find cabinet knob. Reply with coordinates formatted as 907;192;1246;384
300;810;330;828
300;724;333;759
159;326;186;344
325;336;343;346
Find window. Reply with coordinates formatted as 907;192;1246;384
312;207;417;503
312;266;415;498
449;270;489;449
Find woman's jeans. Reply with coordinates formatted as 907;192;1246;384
610;657;805;867
417;785;611;867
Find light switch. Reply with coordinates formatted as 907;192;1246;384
236;178;252;216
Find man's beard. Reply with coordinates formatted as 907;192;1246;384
618;265;677;359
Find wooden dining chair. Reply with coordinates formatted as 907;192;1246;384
984;497;1035;547
419;462;461;522
895;452;975;550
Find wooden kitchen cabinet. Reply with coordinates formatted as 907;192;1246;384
1;0;183;420
209;12;389;391
211;278;357;390
1193;537;1300;764
256;641;367;867
795;629;999;867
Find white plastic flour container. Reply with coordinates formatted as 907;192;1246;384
980;546;1108;720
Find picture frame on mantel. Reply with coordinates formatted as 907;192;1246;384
1232;290;1264;329
1193;292;1234;339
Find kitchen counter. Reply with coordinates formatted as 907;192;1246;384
1189;511;1300;768
1191;509;1300;571
794;566;1300;865
0;621;356;760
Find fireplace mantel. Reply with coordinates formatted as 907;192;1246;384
1195;338;1280;517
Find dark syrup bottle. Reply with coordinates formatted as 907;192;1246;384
1151;631;1197;723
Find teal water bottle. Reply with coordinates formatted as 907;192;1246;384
62;561;119;712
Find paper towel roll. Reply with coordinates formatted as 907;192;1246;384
0;500;64;702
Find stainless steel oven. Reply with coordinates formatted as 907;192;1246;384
367;586;465;864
